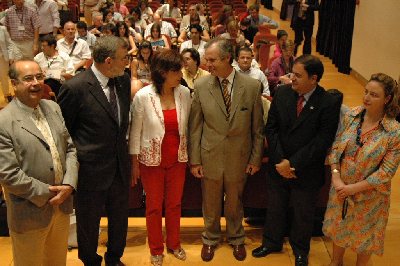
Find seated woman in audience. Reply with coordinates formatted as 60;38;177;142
131;7;148;34
156;0;182;24
269;29;288;59
323;73;400;266
129;49;191;266
103;7;123;25
139;0;154;24
124;15;144;43
101;23;116;36
220;20;249;47
267;40;295;95
131;41;153;98
146;23;170;50
178;13;210;43
115;21;138;56
181;48;209;92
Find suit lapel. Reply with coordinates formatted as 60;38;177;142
10;101;48;145
86;69;119;125
229;73;244;122
39;101;63;150
286;89;298;127
208;77;229;117
290;86;323;132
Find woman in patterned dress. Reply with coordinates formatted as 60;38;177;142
323;73;400;266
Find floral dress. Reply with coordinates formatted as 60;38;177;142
323;106;400;255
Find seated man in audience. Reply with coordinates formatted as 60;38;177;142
180;25;207;64
179;4;209;32
144;13;177;44
57;21;91;74
76;21;97;52
239;17;259;44
88;12;104;37
114;0;129;17
34;34;74;96
234;46;270;96
178;12;210;43
247;4;278;29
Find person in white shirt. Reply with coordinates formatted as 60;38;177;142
179;4;208;32
156;0;182;23
76;21;97;52
234;46;270;96
34;34;74;95
36;0;60;37
179;24;206;64
57;21;91;73
0;25;14;103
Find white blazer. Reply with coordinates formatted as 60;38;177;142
129;84;191;166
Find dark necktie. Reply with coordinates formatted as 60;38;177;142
107;78;118;121
296;95;305;117
221;79;231;116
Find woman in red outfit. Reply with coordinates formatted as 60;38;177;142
129;50;191;266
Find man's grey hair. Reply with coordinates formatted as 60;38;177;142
92;36;128;63
204;37;234;64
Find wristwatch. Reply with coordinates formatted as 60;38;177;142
332;169;340;174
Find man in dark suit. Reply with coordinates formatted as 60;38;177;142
58;36;131;266
289;0;319;55
252;55;340;266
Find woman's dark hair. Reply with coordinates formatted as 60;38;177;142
181;48;200;67
189;24;202;34
115;22;129;37
151;49;183;94
150;23;161;38
137;40;153;62
369;73;400;118
277;29;288;40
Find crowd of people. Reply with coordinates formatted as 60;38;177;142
0;1;399;266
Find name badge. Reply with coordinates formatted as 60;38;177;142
18;25;25;31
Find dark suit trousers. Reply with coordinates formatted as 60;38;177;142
263;175;318;256
294;19;313;55
76;173;129;265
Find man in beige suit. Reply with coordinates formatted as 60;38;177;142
0;60;78;266
189;38;264;262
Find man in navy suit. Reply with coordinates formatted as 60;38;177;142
252;55;340;266
58;36;131;266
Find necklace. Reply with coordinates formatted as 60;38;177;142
355;109;365;147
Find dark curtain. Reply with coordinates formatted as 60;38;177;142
316;0;356;74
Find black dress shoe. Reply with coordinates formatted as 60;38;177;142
252;245;281;258
201;244;217;262
295;254;308;266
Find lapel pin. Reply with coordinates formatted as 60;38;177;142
310;106;314;110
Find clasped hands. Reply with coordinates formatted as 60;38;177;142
48;185;74;205
276;159;296;179
331;172;357;200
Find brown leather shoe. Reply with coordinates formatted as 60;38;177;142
232;244;246;261
201;244;217;262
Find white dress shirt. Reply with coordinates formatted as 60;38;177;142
234;65;270;96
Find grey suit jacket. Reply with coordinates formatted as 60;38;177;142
189;71;264;181
0;99;78;233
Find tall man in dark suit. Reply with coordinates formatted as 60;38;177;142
189;38;264;262
58;36;131;266
289;0;319;55
252;55;340;266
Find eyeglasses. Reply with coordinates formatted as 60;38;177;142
17;73;45;83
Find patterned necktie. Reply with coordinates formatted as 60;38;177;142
33;108;63;185
107;78;118;122
296;95;305;117
221;78;231;116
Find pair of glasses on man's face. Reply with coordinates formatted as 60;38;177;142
17;73;46;83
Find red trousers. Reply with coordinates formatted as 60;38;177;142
140;162;186;255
